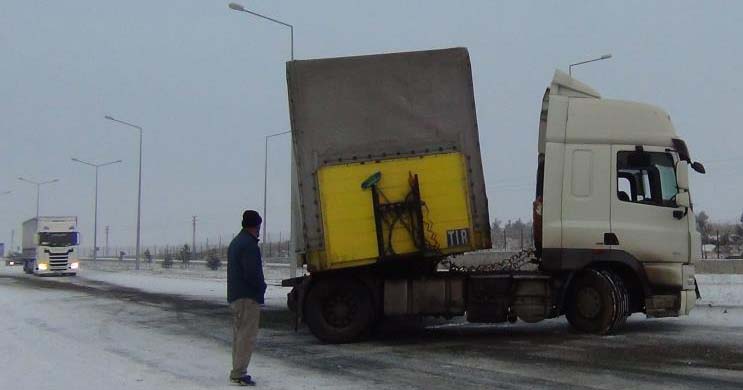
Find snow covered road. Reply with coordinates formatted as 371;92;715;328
1;266;742;389
0;268;364;390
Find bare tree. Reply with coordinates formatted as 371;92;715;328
696;211;711;243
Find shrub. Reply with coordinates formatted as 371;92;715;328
162;253;174;269
177;244;191;266
206;252;222;270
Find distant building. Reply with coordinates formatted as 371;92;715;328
702;244;718;258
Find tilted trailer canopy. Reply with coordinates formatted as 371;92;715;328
286;48;491;270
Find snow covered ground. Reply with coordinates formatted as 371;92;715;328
696;274;743;306
1;264;742;389
0;265;361;390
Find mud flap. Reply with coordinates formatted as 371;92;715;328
285;277;310;332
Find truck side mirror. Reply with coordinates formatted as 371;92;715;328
691;161;706;174
676;161;689;190
676;192;691;208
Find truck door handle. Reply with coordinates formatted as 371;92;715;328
603;233;619;246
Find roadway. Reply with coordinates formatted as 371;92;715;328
1;266;741;389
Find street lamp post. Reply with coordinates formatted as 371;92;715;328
71;158;122;261
263;131;291;243
1;191;11;255
229;2;298;276
228;2;294;61
569;54;612;76
18;177;59;219
104;114;143;270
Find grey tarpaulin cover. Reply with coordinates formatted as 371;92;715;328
286;47;490;255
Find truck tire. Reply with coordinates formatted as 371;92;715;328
600;270;629;332
566;268;626;335
304;278;373;344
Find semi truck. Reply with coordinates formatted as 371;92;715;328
281;48;705;343
21;217;80;276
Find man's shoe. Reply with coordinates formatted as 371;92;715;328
231;375;256;386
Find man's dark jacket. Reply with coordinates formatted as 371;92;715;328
227;229;267;304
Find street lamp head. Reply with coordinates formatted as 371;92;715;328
228;2;246;11
600;54;612;60
104;115;114;120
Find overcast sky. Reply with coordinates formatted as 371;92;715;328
1;1;741;251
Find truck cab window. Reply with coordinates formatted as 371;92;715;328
617;176;633;201
38;232;78;247
617;151;678;207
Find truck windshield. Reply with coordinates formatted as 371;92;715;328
38;232;78;247
617;151;678;207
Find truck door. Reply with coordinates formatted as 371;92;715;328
610;145;689;263
561;144;612;251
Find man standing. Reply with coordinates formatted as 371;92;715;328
227;210;266;386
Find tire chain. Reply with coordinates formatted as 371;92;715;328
439;248;540;273
600;269;630;333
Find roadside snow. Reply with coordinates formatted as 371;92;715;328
0;266;367;390
696;274;743;307
76;269;291;308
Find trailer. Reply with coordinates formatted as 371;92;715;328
282;48;705;343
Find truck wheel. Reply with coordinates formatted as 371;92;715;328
566;269;626;335
600;270;629;332
304;278;373;344
23;260;33;274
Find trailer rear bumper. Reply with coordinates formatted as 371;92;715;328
282;276;306;287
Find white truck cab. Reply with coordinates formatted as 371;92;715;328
535;70;704;323
22;217;81;276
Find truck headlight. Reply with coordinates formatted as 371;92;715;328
38;263;48;271
70;262;79;270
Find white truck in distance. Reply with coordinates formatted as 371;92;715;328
22;217;80;276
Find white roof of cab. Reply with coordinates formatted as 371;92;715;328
551;70;600;98
546;70;678;148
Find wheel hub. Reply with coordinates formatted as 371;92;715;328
576;287;602;319
322;292;358;328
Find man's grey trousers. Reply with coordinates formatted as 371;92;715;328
230;298;261;379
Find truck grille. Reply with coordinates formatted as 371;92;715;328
47;250;71;271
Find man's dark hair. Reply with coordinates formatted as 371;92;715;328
242;210;262;228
